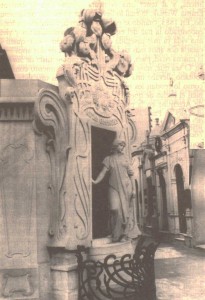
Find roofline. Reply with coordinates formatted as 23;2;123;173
161;119;189;138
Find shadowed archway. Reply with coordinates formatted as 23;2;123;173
175;164;187;233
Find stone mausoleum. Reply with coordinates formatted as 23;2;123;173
0;5;141;300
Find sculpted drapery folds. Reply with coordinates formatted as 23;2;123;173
92;139;137;242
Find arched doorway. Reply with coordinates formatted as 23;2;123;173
175;164;187;233
158;172;169;230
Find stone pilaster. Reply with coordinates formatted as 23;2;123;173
170;178;180;234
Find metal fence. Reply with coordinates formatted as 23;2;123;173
76;236;159;300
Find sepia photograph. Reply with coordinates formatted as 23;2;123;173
0;0;205;299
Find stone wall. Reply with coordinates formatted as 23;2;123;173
0;79;58;300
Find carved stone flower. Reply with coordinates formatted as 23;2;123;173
60;35;75;53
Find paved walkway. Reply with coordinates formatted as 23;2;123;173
155;243;205;300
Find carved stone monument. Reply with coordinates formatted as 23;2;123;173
55;4;139;246
0;4;140;300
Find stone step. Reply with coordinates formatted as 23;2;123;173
195;244;205;251
174;235;185;247
91;237;112;247
175;237;185;241
89;238;134;261
193;244;205;256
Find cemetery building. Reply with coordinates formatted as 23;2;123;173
1;5;205;300
133;104;205;249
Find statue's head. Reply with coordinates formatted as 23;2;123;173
111;138;126;154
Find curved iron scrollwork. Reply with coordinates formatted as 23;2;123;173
76;236;159;300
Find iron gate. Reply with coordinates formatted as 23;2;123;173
76;236;159;300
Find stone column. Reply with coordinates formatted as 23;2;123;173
138;165;144;228
185;208;193;236
170;178;180;234
184;208;193;247
163;167;170;231
155;172;162;229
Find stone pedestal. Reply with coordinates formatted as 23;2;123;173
50;251;78;300
90;238;134;260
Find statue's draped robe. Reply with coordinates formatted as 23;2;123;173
103;154;133;241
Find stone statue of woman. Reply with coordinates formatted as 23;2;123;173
92;139;136;243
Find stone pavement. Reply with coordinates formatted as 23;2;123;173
155;243;205;300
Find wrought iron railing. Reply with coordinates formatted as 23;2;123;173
76;236;159;300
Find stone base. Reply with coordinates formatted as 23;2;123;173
49;290;78;300
183;234;193;248
49;250;78;300
90;237;134;261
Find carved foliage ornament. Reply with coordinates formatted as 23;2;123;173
57;6;134;123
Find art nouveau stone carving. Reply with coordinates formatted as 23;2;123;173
32;5;139;252
53;5;139;248
0;123;35;258
3;273;33;297
34;89;70;242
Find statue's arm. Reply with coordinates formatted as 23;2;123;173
92;166;108;184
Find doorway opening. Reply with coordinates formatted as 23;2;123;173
159;173;169;230
91;126;116;239
175;164;187;233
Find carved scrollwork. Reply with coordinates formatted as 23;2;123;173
0;132;34;258
54;5;138;247
126;110;137;146
57;5;134;125
74;117;90;240
33;89;70;240
3;273;33;297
